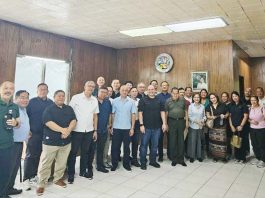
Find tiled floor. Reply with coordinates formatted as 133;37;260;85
12;156;265;198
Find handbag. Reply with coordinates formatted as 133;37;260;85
206;106;214;129
231;134;242;148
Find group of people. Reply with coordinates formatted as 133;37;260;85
0;77;265;198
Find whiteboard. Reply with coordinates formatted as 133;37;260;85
14;55;71;103
45;60;70;102
14;56;45;99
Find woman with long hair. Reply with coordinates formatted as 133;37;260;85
221;92;232;159
206;93;229;162
229;91;249;163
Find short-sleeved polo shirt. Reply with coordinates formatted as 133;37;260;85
112;96;136;130
229;102;249;127
165;97;187;119
98;98;112;133
0;99;19;149
42;103;76;146
69;92;99;132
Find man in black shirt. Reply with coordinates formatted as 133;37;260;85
36;90;76;196
138;85;167;170
111;79;121;99
241;87;252;107
137;82;146;99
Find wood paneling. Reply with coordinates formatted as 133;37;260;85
232;42;251;92
0;20;117;96
250;58;265;90
117;41;234;94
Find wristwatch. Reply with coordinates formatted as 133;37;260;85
139;124;144;127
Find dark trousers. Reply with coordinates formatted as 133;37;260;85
96;132;108;169
168;118;185;163
111;129;130;168
245;124;250;153
67;131;95;176
0;146;13;196
234;126;248;161
8;143;23;190
158;131;164;159
131;129;140;160
23;135;42;181
250;128;265;162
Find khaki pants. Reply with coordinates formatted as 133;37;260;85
38;144;71;187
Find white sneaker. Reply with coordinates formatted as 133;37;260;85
23;179;31;191
257;161;265;168
250;158;259;165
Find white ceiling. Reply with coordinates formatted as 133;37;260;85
0;0;265;57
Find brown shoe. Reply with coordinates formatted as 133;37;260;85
36;187;44;196
54;179;67;188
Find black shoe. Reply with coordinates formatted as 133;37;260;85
111;165;117;171
68;175;74;184
7;188;22;195
190;158;194;163
97;168;109;173
104;162;112;169
123;165;132;171
149;162;160;168
198;158;203;162
171;161;177;166
158;157;163;162
88;171;93;180
140;164;147;170
131;160;141;167
213;158;218;163
181;162;187;167
79;172;89;178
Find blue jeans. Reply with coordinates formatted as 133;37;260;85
140;128;161;165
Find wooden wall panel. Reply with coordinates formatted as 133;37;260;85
232;42;251;92
0;21;20;81
250;58;265;90
0;20;117;96
116;40;234;94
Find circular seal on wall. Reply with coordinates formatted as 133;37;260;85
155;53;173;73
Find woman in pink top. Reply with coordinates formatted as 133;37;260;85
249;96;265;168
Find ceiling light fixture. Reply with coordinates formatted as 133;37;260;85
166;17;227;32
119;26;172;37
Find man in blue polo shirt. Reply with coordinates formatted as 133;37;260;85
0;81;20;198
23;83;53;190
96;87;112;173
111;85;136;171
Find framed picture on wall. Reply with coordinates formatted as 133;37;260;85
191;71;208;92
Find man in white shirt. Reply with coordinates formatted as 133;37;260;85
67;81;99;183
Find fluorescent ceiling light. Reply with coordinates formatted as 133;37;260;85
166;18;227;32
120;26;172;37
19;55;66;63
